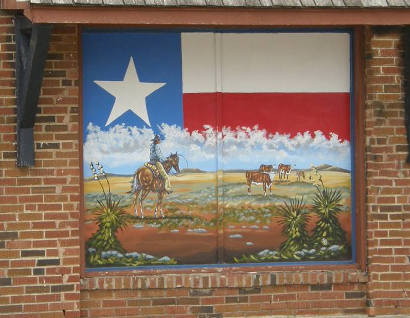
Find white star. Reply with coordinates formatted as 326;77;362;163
94;57;166;127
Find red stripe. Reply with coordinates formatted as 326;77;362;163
183;92;351;141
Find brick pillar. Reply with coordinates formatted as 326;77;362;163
0;11;80;317
365;26;410;316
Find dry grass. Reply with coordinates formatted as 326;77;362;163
84;176;132;194
171;173;216;184
84;171;350;196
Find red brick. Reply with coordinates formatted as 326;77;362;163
102;299;127;307
8;269;31;277
6;222;30;231
10;295;36;304
32;221;57;229
35;294;61;303
20;231;44;239
10;259;36;268
6;240;32;249
13;277;38;285
0;250;19;259
37;203;63;211
1;15;410;318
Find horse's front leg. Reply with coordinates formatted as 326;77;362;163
153;199;159;219
140;203;144;219
133;196;138;218
140;189;150;219
157;192;165;218
133;188;141;217
149;189;161;218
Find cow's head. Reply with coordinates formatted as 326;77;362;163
259;164;273;173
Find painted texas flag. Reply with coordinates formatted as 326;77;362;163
82;31;351;175
182;32;351;141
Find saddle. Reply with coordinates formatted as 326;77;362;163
144;162;160;178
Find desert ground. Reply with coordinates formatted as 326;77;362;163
84;169;352;265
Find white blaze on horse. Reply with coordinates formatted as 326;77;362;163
130;153;180;218
278;163;292;181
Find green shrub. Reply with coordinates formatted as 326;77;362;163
86;162;130;253
86;250;177;267
310;185;347;248
277;197;310;259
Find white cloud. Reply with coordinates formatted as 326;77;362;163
219;127;350;170
83;123;351;174
84;123;154;167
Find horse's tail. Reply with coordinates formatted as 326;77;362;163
128;171;139;194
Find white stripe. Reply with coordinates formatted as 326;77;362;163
181;32;350;93
181;33;217;93
215;33;223;93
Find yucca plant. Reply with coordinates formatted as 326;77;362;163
86;162;130;254
310;185;346;248
277;197;310;259
87;197;130;253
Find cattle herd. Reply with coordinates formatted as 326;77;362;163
245;163;308;195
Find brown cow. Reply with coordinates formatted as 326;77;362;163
259;164;276;183
246;171;273;196
278;163;292;181
259;164;273;173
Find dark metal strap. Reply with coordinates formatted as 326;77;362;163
15;15;52;167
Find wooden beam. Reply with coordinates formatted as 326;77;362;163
0;0;29;10
404;27;410;163
15;15;52;167
353;26;367;271
23;6;410;26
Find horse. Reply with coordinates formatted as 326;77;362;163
130;153;180;218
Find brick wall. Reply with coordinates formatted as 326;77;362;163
0;11;409;317
0;12;81;317
365;28;410;316
80;269;367;317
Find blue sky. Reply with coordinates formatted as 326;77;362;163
82;31;183;135
82;31;352;177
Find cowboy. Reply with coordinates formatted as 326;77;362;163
150;135;172;193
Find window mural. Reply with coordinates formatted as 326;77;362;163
82;31;353;269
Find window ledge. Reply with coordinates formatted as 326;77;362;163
81;267;368;290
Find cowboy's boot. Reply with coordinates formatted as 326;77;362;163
156;162;172;193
